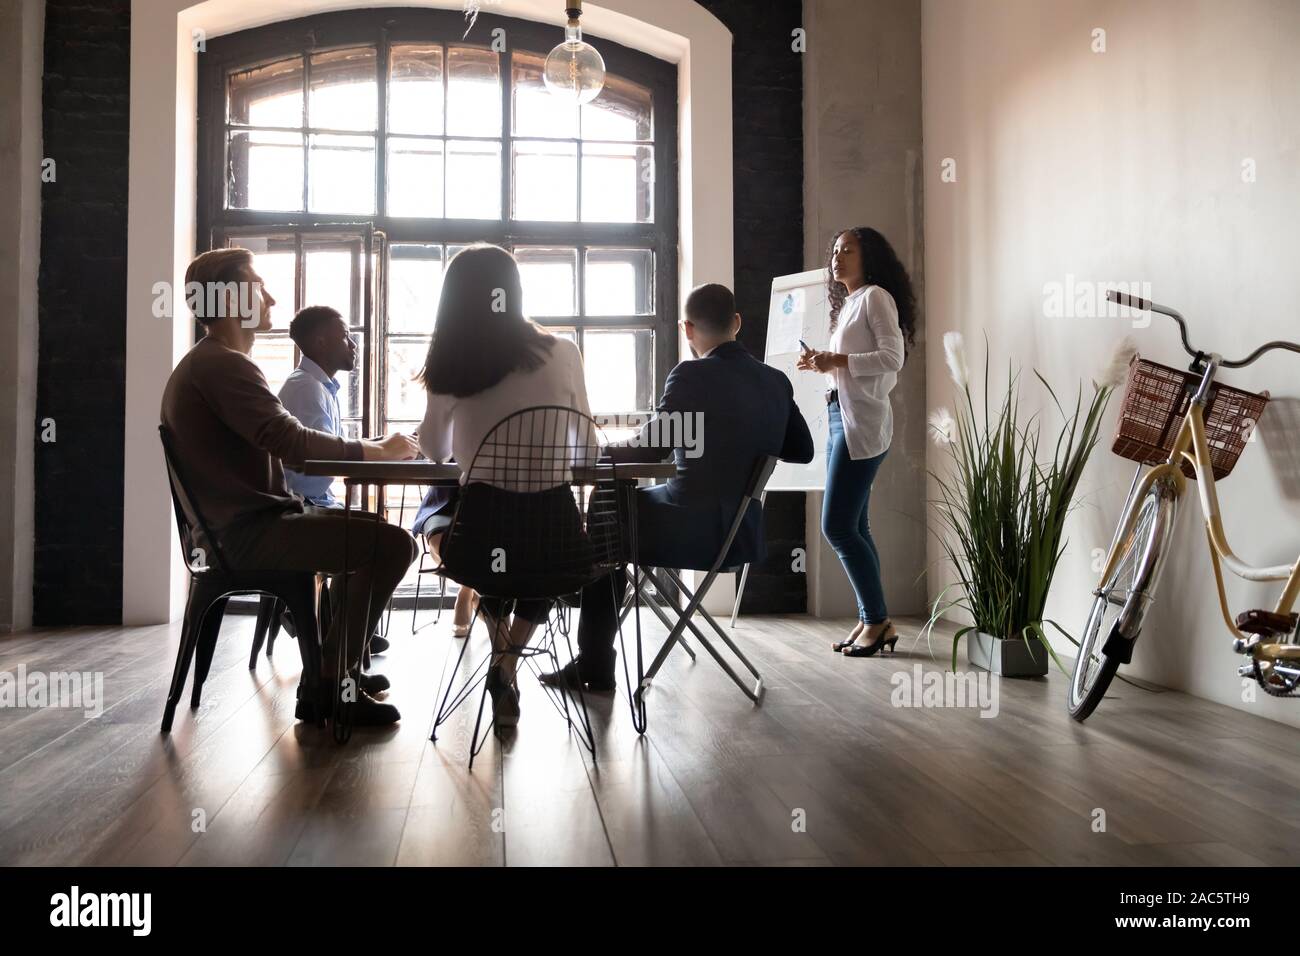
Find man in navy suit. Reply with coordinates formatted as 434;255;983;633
541;283;814;693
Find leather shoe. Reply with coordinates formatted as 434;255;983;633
294;682;400;726
538;660;616;694
359;671;390;695
368;634;391;655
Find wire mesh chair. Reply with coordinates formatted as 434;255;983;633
429;406;626;769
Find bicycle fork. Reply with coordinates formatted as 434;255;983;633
1096;466;1183;664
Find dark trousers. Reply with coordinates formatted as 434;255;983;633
222;506;417;680
575;565;628;682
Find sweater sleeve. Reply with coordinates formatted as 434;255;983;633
418;390;454;462
197;347;362;467
846;286;906;378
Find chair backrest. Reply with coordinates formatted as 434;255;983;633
713;454;780;572
744;455;780;503
158;424;232;576
440;406;621;599
462;403;601;492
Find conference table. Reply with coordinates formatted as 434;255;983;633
302;459;678;742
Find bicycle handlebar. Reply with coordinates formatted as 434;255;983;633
1105;289;1300;368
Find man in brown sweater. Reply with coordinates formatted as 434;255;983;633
161;247;418;726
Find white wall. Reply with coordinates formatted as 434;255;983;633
124;0;735;623
803;0;927;619
923;0;1300;726
0;0;43;633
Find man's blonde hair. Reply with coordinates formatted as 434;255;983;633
184;247;254;324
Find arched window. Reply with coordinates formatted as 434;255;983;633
197;8;678;467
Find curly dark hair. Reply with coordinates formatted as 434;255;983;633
825;227;917;355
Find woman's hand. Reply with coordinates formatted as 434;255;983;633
796;350;845;373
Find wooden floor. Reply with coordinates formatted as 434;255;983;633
0;608;1297;866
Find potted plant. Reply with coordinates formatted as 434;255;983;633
923;332;1134;677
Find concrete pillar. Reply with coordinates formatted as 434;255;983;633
0;0;44;633
802;0;927;617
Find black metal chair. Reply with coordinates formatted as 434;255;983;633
409;530;450;634
620;455;780;718
429;406;625;769
157;425;324;732
252;595;286;663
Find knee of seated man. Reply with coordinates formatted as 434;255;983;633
373;522;418;568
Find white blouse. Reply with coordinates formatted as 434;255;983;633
825;284;905;460
418;336;594;490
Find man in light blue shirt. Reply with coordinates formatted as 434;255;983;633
279;305;356;507
275;305;395;655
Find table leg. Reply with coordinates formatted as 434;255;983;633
332;484;354;743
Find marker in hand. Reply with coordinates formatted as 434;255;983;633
799;339;811;354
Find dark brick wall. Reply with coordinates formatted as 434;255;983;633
695;0;807;612
35;0;131;624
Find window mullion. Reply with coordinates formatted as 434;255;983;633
500;39;511;227
376;31;390;220
300;53;310;213
442;41;449;220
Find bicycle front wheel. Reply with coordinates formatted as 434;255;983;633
1068;480;1178;721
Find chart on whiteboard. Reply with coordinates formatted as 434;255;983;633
764;268;831;491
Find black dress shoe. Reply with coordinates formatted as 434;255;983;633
359;671;390;695
294;683;400;726
538;660;616;694
368;635;391;655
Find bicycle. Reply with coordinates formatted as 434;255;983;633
1067;290;1300;721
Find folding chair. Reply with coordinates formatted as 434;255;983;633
625;455;779;711
428;406;624;770
157;425;324;732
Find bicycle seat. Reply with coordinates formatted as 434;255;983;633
1235;609;1298;636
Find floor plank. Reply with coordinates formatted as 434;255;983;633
0;611;1296;866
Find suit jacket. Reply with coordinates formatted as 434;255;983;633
608;340;814;570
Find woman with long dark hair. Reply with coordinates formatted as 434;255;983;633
416;244;592;725
796;227;916;657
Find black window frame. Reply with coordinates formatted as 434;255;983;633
196;6;679;436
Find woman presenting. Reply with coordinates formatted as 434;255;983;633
796;226;916;657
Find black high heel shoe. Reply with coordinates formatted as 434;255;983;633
485;666;520;727
832;626;864;652
841;622;898;658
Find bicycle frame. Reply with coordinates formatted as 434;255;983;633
1095;373;1300;641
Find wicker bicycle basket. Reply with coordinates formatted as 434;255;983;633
1112;357;1269;481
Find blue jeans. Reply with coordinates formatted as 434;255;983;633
822;401;889;625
